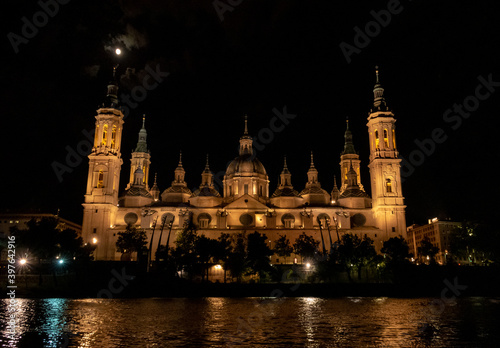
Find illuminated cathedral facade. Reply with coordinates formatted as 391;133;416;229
82;68;406;261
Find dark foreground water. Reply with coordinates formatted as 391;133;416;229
1;297;499;347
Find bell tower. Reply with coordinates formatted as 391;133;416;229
82;67;124;260
367;67;406;238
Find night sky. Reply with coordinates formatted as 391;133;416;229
1;0;499;227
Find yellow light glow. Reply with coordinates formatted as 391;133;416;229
19;258;27;265
115;48;121;55
214;264;222;270
92;237;98;244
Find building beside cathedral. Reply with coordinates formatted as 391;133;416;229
82;68;406;262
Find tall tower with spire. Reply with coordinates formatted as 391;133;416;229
126;115;151;190
367;66;406;238
340;119;364;193
82;67;124;259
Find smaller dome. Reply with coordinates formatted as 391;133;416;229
299;186;329;196
272;187;300;198
192;187;221;197
226;154;267;176
164;185;192;195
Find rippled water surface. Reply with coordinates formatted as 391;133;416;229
1;297;499;347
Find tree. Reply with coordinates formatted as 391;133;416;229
116;224;147;261
246;231;273;280
225;232;248;282
213;233;232;283
449;221;498;265
417;237;439;264
195;235;218;281
293;232;319;263
173;224;199;278
273;234;293;264
381;235;411;264
337;233;376;281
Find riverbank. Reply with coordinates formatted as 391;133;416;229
2;262;499;298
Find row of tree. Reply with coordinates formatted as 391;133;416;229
4;217;498;284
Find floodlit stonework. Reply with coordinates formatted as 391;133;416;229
82;68;406;261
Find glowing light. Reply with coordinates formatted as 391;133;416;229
214;264;222;270
58;259;64;264
306;263;311;269
19;258;27;265
92;237;98;244
115;48;121;55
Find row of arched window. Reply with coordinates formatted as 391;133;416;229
374;128;396;150
95;124;118;149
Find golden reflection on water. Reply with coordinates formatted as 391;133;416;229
1;297;499;347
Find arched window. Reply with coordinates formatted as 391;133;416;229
102;125;108;146
374;130;379;149
386;179;392;193
384;129;389;148
111;125;117;149
392;129;396;149
97;170;104;188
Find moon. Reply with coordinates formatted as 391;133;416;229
115;48;122;55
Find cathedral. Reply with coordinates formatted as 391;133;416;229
82;68;406;261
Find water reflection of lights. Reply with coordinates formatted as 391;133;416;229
299;297;323;343
348;297;363;303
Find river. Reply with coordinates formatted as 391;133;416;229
1;297;499;347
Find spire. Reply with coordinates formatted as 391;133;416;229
173;151;186;184
282;156;290;174
239;115;253;155
135;114;148;153
342;118;356;155
204;154;210;172
331;175;340;202
105;65;119;107
177;151;183;169
201;154;214;187
279;156;292;188
372;65;388;112
307;151;318;184
150;173;160;201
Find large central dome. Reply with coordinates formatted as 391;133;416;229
223;116;270;203
226;154;267;176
